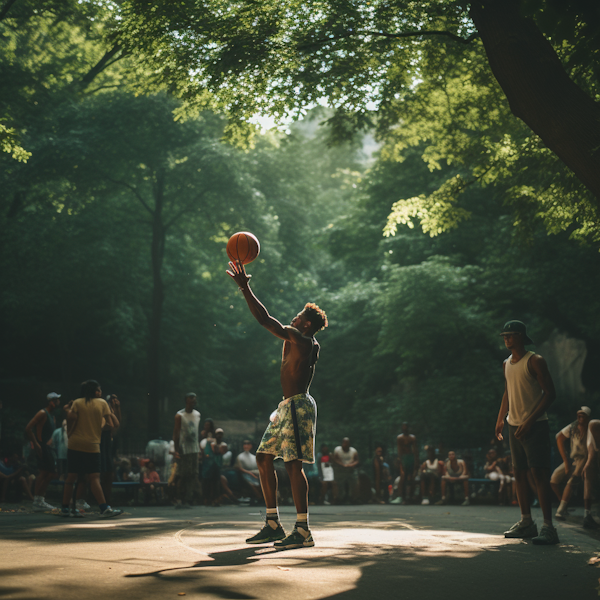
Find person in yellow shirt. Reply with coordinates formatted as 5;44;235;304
61;380;123;518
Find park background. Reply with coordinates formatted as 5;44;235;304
1;0;599;466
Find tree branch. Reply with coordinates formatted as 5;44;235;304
164;190;209;230
102;174;154;215
83;84;125;96
78;44;127;91
0;0;18;22
298;29;478;50
358;29;478;44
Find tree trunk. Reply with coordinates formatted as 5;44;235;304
470;0;600;200
147;170;166;440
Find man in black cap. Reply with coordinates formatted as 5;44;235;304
494;320;559;545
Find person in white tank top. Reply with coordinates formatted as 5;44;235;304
494;320;558;545
172;393;201;508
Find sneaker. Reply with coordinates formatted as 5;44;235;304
583;514;600;530
76;500;91;510
70;508;85;518
274;528;315;549
100;507;123;519
246;522;286;544
532;524;560;545
461;498;470;506
59;508;71;518
504;520;538;538
421;498;430;505
555;509;567;521
33;499;56;512
323;500;331;506
390;497;402;504
435;498;446;506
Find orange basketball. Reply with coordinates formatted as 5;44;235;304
226;231;260;265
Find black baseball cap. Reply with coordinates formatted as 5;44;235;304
500;320;533;345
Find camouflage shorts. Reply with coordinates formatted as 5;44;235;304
257;393;317;463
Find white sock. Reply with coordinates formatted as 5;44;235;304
266;508;279;530
521;513;532;524
558;500;568;512
296;513;309;538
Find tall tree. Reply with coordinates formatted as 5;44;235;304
115;0;600;200
57;93;261;437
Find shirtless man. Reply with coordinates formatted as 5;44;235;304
397;423;418;504
227;260;327;549
436;450;470;505
24;392;62;511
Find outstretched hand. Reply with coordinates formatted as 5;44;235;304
227;260;251;290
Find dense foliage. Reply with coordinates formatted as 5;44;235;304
1;0;599;457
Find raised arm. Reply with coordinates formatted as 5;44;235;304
227;261;304;343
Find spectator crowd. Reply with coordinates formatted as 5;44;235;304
2;391;600;530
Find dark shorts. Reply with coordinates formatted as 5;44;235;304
100;431;113;473
37;445;57;474
57;458;68;476
67;449;101;475
509;420;551;471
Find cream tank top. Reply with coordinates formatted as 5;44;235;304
505;351;547;426
178;408;201;455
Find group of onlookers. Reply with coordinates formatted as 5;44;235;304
3;393;599;521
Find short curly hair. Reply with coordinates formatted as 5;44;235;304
303;302;328;333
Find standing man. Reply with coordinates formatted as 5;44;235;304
227;260;327;549
24;392;61;511
551;407;590;520
332;437;360;503
397;422;418;504
172;393;200;509
495;320;559;545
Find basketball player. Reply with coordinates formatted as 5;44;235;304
227;260;327;549
495;320;558;545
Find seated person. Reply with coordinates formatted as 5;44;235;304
436;451;470;506
420;445;443;505
116;458;131;482
235;440;262;504
1;454;35;503
142;461;163;503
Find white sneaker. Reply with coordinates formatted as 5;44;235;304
390;497;402;505
33;499;56;512
421;498;430;505
76;500;91;510
100;506;123;519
